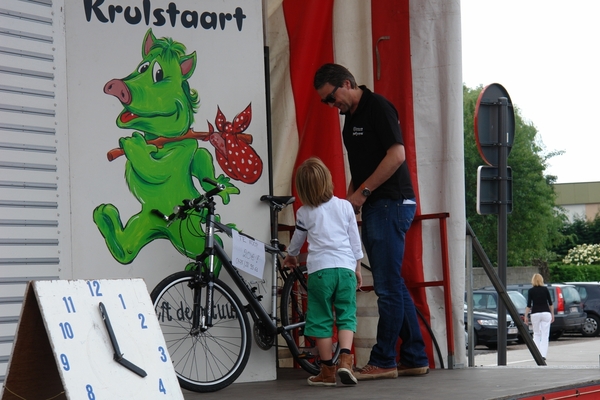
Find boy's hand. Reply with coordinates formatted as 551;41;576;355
356;270;363;288
284;255;298;269
355;261;363;288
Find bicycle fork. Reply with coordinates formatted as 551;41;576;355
192;211;219;333
188;266;214;334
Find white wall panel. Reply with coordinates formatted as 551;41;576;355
0;0;64;383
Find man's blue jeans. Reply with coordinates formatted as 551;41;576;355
362;198;429;369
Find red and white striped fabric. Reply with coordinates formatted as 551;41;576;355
267;0;465;368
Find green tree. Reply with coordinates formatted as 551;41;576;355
554;214;600;258
463;85;566;266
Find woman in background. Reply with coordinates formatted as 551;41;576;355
524;273;554;360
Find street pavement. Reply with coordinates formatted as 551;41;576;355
471;334;599;368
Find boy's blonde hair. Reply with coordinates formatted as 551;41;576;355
295;157;334;207
531;273;545;287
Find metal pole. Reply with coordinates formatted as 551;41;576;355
497;97;509;365
439;218;455;369
466;234;474;367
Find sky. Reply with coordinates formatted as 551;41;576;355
460;0;600;183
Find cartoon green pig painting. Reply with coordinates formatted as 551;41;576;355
94;29;261;265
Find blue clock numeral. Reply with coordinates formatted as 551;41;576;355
159;378;166;394
62;296;76;313
86;280;103;297
86;384;96;400
158;346;167;362
139;313;148;329
59;322;74;339
60;354;70;370
118;293;126;309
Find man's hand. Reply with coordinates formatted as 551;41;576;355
347;190;367;214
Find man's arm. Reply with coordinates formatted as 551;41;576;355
347;143;406;212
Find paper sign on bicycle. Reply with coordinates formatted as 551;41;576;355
232;230;266;279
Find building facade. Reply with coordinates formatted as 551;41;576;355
554;182;600;222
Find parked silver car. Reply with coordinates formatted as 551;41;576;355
467;289;532;340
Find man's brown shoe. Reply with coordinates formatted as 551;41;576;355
354;364;398;381
308;364;337;386
397;364;429;376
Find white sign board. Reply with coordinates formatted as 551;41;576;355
2;279;183;399
232;230;266;279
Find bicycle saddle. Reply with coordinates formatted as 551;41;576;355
260;195;295;208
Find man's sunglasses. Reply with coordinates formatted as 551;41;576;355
321;86;340;104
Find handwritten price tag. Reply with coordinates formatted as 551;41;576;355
232;230;265;279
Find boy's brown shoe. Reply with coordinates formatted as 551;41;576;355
354;364;398;381
308;364;337;386
337;353;357;385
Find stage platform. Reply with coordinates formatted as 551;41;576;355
182;366;600;400
182;337;600;400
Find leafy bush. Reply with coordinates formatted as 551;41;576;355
550;263;600;282
562;243;600;265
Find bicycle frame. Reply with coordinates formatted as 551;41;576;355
195;198;306;355
195;199;279;335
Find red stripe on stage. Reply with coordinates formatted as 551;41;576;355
282;0;347;205
371;0;434;365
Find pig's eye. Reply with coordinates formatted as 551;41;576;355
137;61;149;74
153;62;164;83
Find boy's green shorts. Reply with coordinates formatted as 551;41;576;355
304;268;357;338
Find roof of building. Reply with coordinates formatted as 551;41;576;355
554;182;600;205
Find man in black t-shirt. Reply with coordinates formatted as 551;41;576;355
313;63;429;380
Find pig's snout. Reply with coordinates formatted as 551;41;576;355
104;79;132;105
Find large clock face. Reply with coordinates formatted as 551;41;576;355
34;279;183;399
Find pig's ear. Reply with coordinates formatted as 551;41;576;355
142;29;156;57
180;52;196;80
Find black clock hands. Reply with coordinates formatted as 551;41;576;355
98;302;147;378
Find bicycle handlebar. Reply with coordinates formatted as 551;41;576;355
151;178;225;224
200;177;226;200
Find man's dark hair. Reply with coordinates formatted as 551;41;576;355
313;63;357;90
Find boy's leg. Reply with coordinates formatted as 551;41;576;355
307;337;337;387
337;330;358;385
317;337;334;361
338;329;354;351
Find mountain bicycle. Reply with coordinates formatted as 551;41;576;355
149;178;339;392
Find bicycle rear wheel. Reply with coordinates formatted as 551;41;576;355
151;270;251;392
280;266;339;375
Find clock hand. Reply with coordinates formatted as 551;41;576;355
99;302;123;357
116;356;148;378
99;302;147;377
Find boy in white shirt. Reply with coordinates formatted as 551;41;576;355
284;157;363;386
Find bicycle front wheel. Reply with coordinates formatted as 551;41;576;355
151;271;251;392
280;266;339;375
